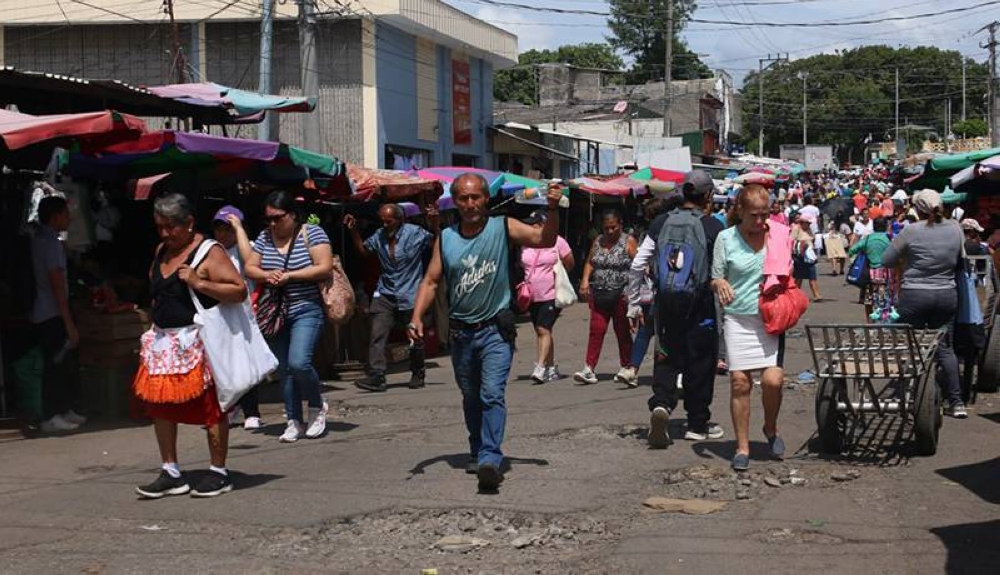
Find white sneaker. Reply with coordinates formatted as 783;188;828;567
41;414;79;433
615;367;638;388
279;420;303;443
573;366;598;385
530;363;547;384
545;365;562;382
305;402;329;438
243;416;263;430
683;423;725;441
62;410;87;425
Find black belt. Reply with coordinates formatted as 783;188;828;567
449;316;498;331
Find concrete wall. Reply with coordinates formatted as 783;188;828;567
2;20;367;164
375;21;491;168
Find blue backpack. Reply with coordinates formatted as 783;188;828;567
656;208;709;319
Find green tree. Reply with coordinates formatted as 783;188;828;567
740;45;990;159
494;43;625;105
606;0;711;83
953;118;988;138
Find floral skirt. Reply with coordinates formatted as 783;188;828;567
133;325;222;426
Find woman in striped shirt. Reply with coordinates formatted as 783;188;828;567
246;191;334;443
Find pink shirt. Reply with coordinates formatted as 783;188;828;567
521;236;572;302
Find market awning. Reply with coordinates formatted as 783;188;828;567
0;109;146;151
146;82;317;118
909;147;1000;191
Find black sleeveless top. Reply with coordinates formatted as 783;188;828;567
150;240;219;329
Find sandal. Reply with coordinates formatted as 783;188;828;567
731;453;750;471
763;428;785;460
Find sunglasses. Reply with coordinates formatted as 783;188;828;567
263;212;289;224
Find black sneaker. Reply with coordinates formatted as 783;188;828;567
355;374;387;392
135;470;190;499
477;463;504;491
408;371;426;389
465;458;479;475
190;470;233;498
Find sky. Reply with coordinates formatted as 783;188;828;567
444;0;997;85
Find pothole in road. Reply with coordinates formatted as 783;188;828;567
261;507;622;570
651;463;868;501
751;527;844;545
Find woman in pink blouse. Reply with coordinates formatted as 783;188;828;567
520;209;575;383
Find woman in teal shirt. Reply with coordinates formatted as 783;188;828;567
848;217;892;322
711;184;786;472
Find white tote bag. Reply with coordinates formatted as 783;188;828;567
189;241;279;411
553;250;577;309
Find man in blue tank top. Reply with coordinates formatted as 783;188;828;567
408;173;564;492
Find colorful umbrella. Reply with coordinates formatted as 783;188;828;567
66;130;347;194
734;172;775;186
0;109;146;169
569;176;646;197
411;166;522;209
628;167;687;184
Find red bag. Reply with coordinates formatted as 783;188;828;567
758;275;809;335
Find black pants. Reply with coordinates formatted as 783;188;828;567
368;294;424;376
648;319;718;431
239;386;260;418
33;317;81;418
897;288;961;405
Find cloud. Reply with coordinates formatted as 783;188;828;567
474;6;556;52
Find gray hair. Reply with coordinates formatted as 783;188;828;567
450;173;490;198
381;203;405;220
153;193;194;225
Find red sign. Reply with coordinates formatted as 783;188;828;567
452;59;472;146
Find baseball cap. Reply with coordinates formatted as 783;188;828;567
911;189;942;215
213;205;244;224
523;208;547;225
961;218;985;233
682;169;715;196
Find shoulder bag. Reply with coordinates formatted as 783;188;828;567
553;247;577;309
514;249;540;313
189;241;279;411
303;224;355;325
253;227;298;336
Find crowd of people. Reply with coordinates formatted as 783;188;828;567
21;164;996;497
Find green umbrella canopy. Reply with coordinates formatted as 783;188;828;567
909;147;1000;191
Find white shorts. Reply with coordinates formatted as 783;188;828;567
724;313;782;372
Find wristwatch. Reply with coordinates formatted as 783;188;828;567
407;322;418;330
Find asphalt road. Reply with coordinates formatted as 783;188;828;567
1;273;998;574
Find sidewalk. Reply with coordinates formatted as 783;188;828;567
1;273;998;574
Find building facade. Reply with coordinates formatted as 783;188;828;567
0;0;516;168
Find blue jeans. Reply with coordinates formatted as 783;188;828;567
630;304;654;368
450;324;514;468
268;300;325;423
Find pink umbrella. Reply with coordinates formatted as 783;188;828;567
569;176;646;197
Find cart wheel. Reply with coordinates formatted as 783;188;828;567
913;374;941;456
977;325;1000;393
815;377;843;454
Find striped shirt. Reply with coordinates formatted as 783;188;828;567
253;224;330;313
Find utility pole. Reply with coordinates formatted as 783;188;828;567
962;58;967;122
800;71;808;146
298;0;321;151
662;0;673;137
895;67;900;159
757;54;787;157
980;21;999;147
258;0;275;141
945;99;952;153
163;0;187;84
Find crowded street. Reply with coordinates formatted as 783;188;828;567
0;275;997;574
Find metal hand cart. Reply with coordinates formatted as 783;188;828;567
968;255;1000;396
806;325;944;456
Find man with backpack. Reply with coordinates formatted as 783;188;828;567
627;170;724;448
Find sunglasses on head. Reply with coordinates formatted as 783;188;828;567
263;212;289;224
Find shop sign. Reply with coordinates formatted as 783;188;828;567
452;60;472;146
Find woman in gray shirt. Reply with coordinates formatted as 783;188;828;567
882;189;966;418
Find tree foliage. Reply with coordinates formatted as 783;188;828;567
740;46;990;159
606;0;711;83
494;43;625;105
953;118;988;138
